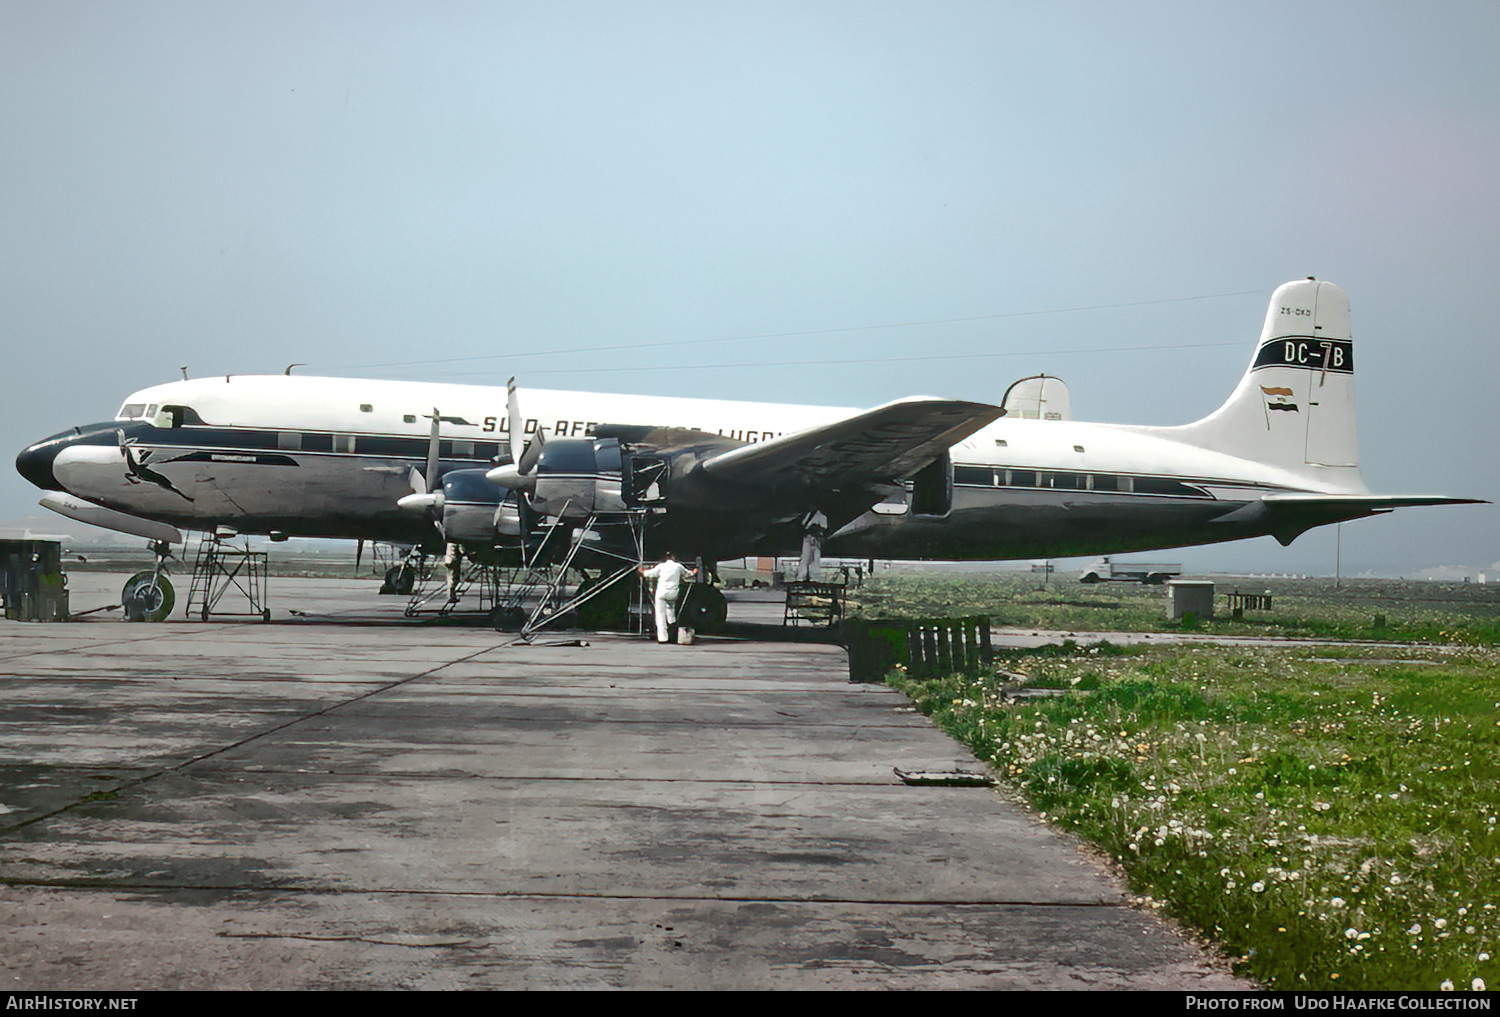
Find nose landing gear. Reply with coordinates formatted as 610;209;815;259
121;541;176;622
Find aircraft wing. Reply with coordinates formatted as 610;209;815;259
699;396;1004;491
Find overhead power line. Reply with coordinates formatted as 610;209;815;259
325;288;1261;373
481;340;1245;377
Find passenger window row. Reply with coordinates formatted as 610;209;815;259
952;466;1210;498
258;431;504;461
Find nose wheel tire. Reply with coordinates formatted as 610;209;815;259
121;571;175;623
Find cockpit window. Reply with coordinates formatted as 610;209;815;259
117;403;147;420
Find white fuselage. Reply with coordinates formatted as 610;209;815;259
24;373;1325;561
21;280;1470;563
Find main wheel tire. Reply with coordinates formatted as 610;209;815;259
677;584;728;634
121;571;175;623
489;605;526;631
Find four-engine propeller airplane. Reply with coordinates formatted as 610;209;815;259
14;278;1480;624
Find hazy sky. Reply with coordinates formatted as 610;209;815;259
2;1;1496;573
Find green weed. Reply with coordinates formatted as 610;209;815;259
891;642;1500;991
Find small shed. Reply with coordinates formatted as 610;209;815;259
1166;579;1214;621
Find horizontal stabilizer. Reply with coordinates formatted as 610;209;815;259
701;396;1003;491
1213;493;1487;546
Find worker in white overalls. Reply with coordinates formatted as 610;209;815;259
638;552;697;643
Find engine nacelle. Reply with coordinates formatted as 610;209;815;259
436;469;518;544
524;438;628;520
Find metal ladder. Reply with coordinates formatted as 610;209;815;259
184;535;270;621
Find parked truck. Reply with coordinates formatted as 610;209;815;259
1078;557;1182;585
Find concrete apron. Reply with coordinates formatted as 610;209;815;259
0;579;1247;990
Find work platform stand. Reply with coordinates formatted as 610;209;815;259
184;536;270;621
402;550;511;619
506;507;652;641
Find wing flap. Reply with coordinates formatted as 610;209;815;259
700;396;1003;491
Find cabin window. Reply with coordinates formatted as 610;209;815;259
1091;474;1120;492
332;434;355;453
953;466;991;487
449;440;474;458
359;404;373;413
1050;472;1083;490
277;432;303;451
1009;470;1036;487
403;414;417;424
118;403;146;420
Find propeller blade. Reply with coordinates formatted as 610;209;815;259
518;426;546;475
507;377;548;475
507;377;523;467
424;407;442;493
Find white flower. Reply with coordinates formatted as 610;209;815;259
1436;918;1448;929
1474;979;1486;992
1331;897;1345;908
1251;881;1265;893
1409;924;1423;935
1344;928;1358;940
1441;980;1454;991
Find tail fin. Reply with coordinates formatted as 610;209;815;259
1168;278;1364;492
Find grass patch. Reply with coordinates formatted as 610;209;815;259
848;573;1500;645
891;641;1500;991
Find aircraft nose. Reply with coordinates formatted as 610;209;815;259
16;437;64;492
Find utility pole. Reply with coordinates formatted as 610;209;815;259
1335;523;1343;588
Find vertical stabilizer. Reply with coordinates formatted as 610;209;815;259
1166;279;1363;491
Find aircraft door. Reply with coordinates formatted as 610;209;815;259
910;452;952;517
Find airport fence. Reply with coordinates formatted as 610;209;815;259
843;615;993;683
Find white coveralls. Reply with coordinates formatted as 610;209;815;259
642;559;692;643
